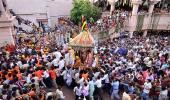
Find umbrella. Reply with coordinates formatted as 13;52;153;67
69;30;95;48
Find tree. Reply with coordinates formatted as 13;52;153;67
71;0;102;25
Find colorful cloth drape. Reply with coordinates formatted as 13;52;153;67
69;31;95;48
69;16;95;48
82;21;87;31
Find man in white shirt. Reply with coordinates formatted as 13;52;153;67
159;87;168;100
89;78;95;100
43;70;52;88
31;74;40;86
46;91;53;100
141;79;152;100
95;77;102;88
64;51;70;66
51;57;60;67
53;51;62;59
77;76;84;87
56;87;65;100
102;73;110;94
26;74;32;84
94;71;100;79
82;83;89;99
66;72;72;87
111;79;120;100
16;60;22;68
61;69;67;81
74;84;82;100
74;72;80;83
58;57;65;70
94;76;103;100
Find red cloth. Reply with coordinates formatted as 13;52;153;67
6;44;15;53
143;71;149;80
49;70;57;80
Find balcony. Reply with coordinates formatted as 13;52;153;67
124;13;170;31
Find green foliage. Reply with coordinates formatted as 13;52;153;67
71;0;102;25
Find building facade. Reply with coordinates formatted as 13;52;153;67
7;0;73;30
107;0;170;37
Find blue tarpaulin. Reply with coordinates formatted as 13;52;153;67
117;48;128;55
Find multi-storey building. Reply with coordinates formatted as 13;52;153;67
7;0;73;30
107;0;170;37
3;0;170;37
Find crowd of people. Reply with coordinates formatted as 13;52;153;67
98;35;170;100
88;9;129;39
0;7;169;100
0;31;169;100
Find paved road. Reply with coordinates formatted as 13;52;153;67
45;86;111;100
61;86;111;100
